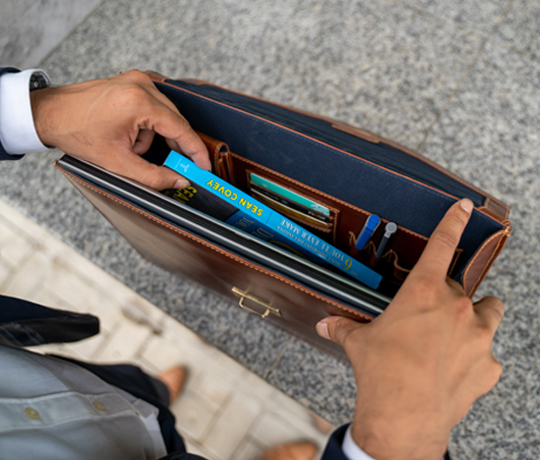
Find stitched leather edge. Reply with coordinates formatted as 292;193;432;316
479;197;510;222
463;228;509;297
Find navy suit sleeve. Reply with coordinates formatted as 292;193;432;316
0;66;25;161
157;455;206;460
321;424;351;460
0;294;99;347
320;424;453;460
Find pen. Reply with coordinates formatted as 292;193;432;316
375;222;398;259
355;214;381;250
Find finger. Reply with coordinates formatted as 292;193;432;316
471;355;503;399
316;316;366;347
125;72;211;170
133;129;155;155
164;137;213;174
140;79;212;169
104;149;189;190
473;296;505;336
142;105;211;171
165;137;185;155
413;199;473;281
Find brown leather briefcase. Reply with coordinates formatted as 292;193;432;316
55;73;511;360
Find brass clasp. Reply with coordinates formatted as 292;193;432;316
232;287;281;319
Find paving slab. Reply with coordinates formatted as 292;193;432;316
0;0;102;68
42;0;484;150
400;0;513;34
0;0;38;35
495;0;540;63
1;199;329;459
267;339;356;427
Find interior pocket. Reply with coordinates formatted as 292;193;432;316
223;153;341;244
223;152;434;259
219;151;458;296
154;130;474;296
347;229;463;296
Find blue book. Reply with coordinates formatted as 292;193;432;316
164;151;382;289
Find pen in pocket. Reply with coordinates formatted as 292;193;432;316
375;222;398;259
355;214;380;250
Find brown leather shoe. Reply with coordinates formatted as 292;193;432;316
253;441;318;460
157;366;187;404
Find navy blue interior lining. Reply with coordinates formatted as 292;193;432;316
156;82;503;280
165;80;485;206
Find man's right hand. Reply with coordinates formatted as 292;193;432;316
31;70;210;191
317;199;504;460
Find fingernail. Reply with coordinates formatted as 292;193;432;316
460;199;473;214
174;178;190;189
316;321;330;340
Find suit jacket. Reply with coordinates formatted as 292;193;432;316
0;67;350;459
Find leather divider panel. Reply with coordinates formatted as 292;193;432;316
224;152;441;296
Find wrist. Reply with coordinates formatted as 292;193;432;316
30;87;60;148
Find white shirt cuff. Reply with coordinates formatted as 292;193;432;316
0;68;53;155
342;425;378;460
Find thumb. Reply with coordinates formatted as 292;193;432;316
316;316;367;347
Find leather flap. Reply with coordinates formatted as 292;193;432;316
56;165;373;361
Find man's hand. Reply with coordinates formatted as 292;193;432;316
30;69;210;190
317;200;504;460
